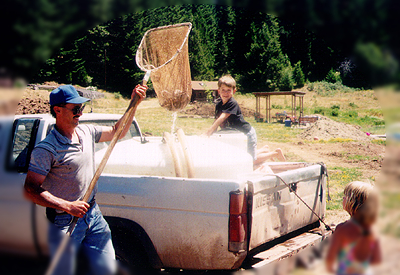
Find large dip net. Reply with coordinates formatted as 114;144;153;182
136;22;192;111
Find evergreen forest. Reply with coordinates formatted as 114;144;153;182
32;5;374;96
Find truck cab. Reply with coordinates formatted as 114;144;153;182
0;113;142;257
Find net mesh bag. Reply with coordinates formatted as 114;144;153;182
136;23;192;112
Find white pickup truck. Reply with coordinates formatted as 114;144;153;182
0;113;330;273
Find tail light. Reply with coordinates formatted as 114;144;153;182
229;190;248;252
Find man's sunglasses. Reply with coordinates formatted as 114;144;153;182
60;104;86;115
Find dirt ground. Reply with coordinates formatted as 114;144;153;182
9;87;399;275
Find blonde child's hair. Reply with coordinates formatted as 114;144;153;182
218;75;236;90
343;181;379;228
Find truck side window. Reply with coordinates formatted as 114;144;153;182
80;120;141;152
7;118;40;172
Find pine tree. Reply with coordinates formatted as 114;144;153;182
293;61;305;87
215;6;237;76
243;14;288;92
190;5;218;80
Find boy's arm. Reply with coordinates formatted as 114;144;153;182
204;113;230;136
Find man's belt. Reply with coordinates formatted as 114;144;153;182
46;197;96;223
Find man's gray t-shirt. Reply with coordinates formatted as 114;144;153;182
29;124;102;202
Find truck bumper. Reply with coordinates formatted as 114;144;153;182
250;227;332;272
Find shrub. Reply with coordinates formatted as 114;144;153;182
349;102;358;108
76;68;92;86
307;82;314;91
345;110;358;117
205;89;214;103
325;68;342;83
313;107;325;115
272;104;283;109
331;104;340;110
309;81;357;96
367;109;383;117
114;92;122;99
374;120;385;126
278;67;294;91
331;109;340;116
359;115;385;127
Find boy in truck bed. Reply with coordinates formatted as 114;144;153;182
204;75;258;161
204;75;285;171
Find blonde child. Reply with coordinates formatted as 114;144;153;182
326;181;382;275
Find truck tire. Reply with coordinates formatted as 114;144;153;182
105;217;162;275
112;226;154;275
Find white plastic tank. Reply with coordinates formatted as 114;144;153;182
209;129;248;152
95;134;253;179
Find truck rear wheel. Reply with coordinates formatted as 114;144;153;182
105;217;162;275
112;226;156;275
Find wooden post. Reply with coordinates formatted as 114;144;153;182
290;94;298;119
256;95;260;119
266;95;271;123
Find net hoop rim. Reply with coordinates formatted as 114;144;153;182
135;22;192;73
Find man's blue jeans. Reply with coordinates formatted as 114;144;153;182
48;203;116;275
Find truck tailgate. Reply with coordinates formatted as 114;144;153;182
247;163;327;251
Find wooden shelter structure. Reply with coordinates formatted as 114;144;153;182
253;91;306;123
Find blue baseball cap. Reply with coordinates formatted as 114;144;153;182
50;85;90;105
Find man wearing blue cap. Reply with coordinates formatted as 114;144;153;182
24;84;147;275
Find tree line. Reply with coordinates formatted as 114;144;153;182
32;5;370;96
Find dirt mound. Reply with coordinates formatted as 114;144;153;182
14;83;104;115
181;101;255;118
182;102;215;117
15;97;50;115
0;99;20;115
239;106;255;118
298;116;372;141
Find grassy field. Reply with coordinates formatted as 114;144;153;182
89;82;385;141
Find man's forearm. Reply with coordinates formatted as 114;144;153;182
24;184;68;211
